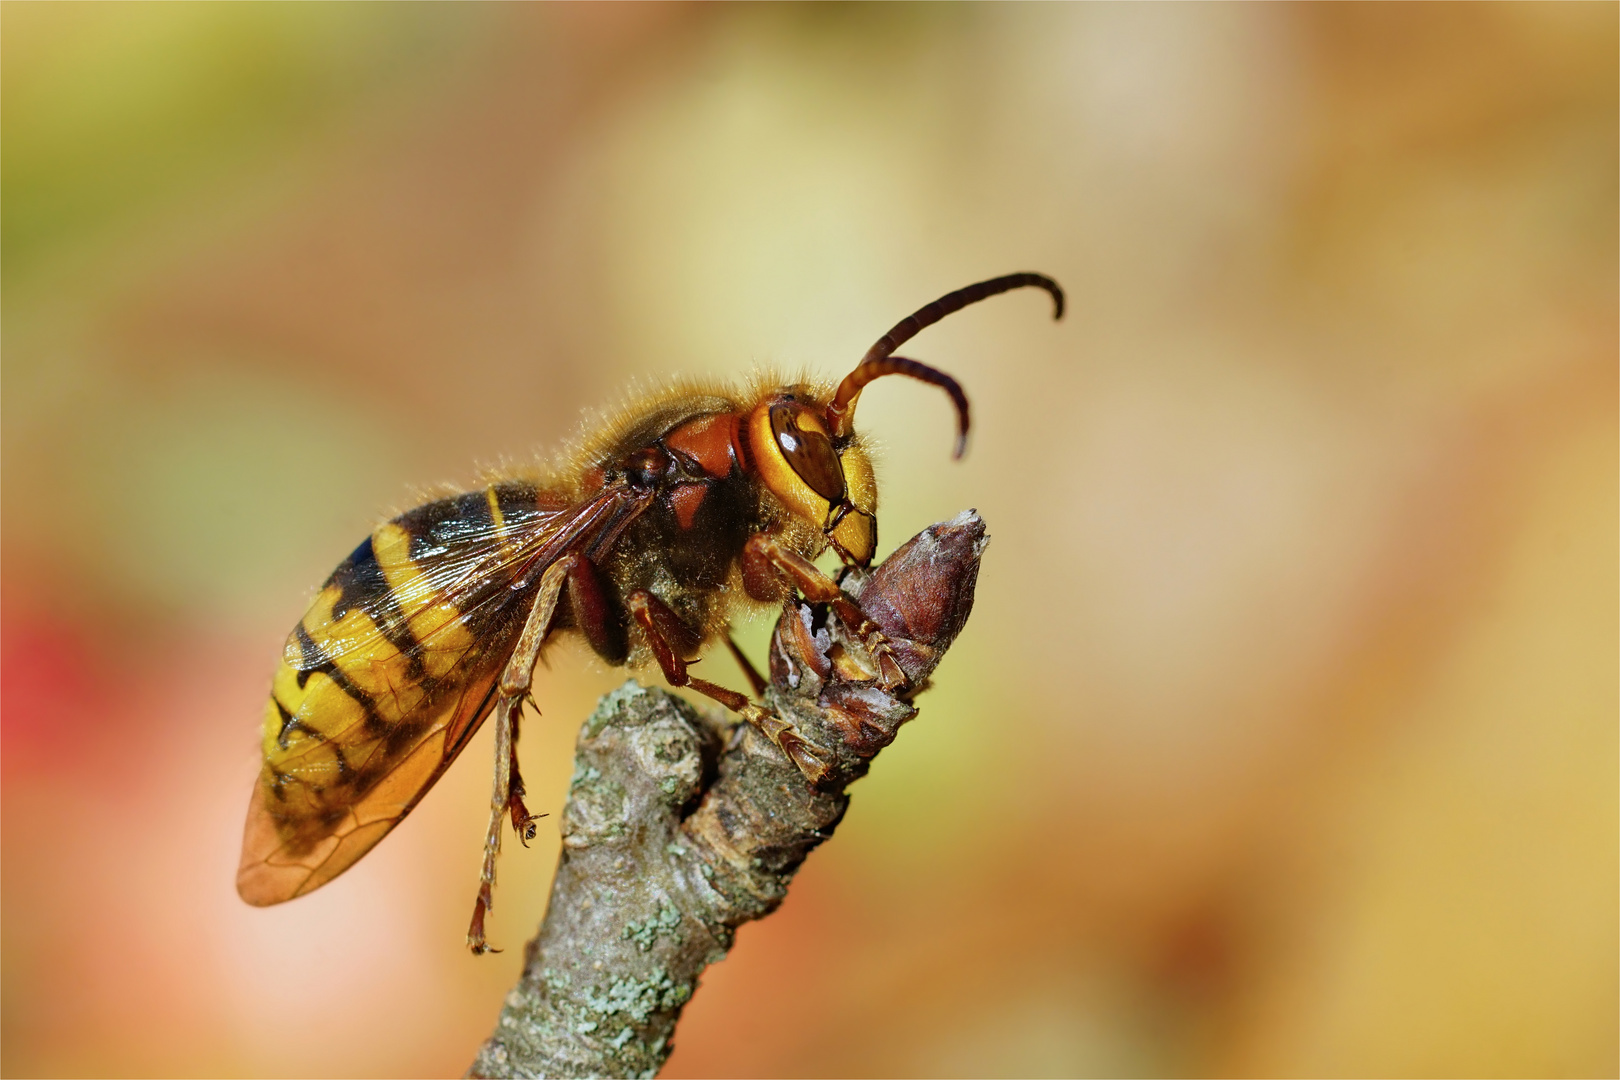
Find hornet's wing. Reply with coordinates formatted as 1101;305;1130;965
237;480;649;905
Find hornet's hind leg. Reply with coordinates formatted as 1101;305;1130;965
466;555;578;955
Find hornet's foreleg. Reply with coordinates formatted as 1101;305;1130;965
741;532;908;690
627;589;832;783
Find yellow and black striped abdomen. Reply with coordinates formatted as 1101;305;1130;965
238;482;551;905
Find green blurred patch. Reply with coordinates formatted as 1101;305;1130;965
0;1;471;283
5;358;411;618
89;367;405;615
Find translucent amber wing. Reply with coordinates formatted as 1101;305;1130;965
237;482;643;905
237;660;504;904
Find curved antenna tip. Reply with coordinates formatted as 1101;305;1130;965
1024;272;1065;321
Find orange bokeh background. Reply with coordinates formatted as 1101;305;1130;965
3;4;1615;1077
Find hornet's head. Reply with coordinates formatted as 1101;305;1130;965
747;394;878;564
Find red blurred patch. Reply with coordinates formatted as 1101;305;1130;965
1;609;129;777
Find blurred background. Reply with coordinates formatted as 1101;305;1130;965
2;3;1615;1077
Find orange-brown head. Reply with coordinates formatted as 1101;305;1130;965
746;395;878;564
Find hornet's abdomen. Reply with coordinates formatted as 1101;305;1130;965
239;482;548;903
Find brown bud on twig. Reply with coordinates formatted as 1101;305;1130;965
767;508;988;770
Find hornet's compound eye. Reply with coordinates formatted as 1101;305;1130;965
769;403;846;503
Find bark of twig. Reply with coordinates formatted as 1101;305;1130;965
469;511;989;1079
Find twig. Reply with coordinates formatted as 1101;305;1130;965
469;510;989;1079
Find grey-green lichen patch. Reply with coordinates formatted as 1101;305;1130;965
622;903;684;952
578;965;691;1025
652;733;689;764
484;978;578;1079
584;682;649;738
564;765;629;844
491;963;690;1079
